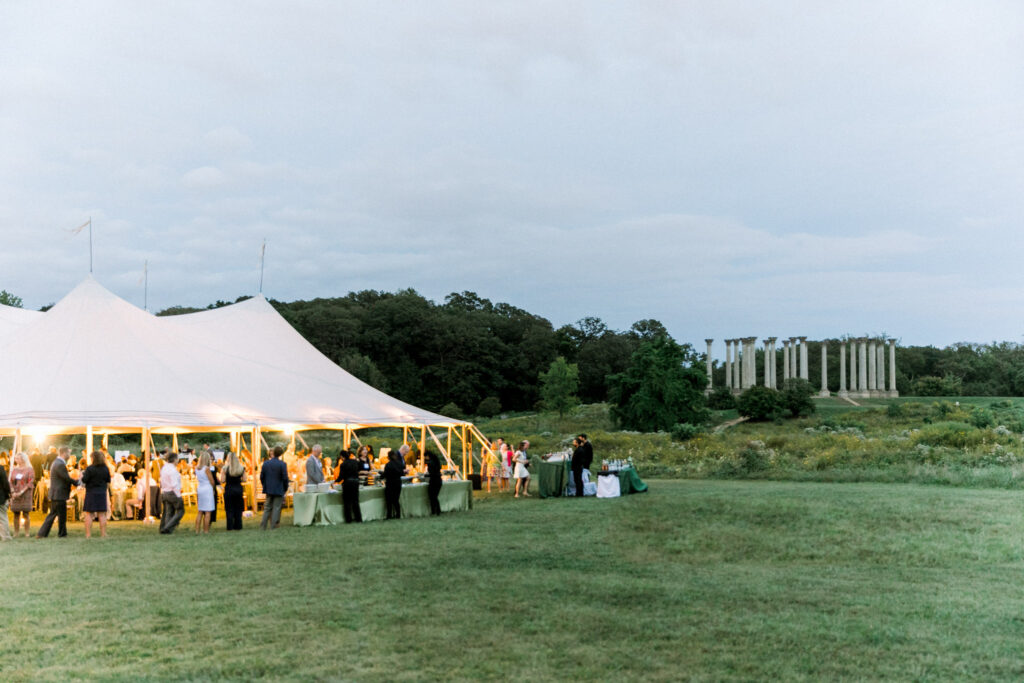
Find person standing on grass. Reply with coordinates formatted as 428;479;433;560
513;440;531;498
425;448;443;515
194;451;216;534
9;452;34;537
159;451;185;534
383;450;405;520
81;450;111;539
305;444;325;487
0;460;11;541
220;451;247;531
259;446;289;530
336;449;362;523
37;446;77;538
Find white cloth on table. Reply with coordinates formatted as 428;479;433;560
596;473;621;498
565;469;597;497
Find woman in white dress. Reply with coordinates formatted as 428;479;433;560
513;441;531;498
194;451;217;534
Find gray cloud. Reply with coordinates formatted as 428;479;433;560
0;1;1021;347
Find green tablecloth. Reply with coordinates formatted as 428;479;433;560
616;466;648;494
541;461;648;498
536;457;569;498
293;480;473;526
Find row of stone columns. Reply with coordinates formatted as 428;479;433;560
837;338;898;398
705;337;898;398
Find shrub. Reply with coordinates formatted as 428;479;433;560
912;375;962;396
736;386;781;421
913;421;982;449
970;407;995;429
476;396;502;418
886;402;905;418
438;402;465;420
781;378;816;418
671;423;703;441
707;385;736;410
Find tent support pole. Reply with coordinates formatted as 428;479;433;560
253;427;262;515
446;427;452;468
86;425;94;457
419;425;426;469
425;425;457;474
142;427;154;523
102;433;109;451
461;425;467;478
13;428;21;456
343;426;351;451
172;433;178;453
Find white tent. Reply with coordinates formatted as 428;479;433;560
0;277;463;430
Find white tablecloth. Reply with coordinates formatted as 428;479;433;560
596;474;621;498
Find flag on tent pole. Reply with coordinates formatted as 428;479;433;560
67;220;90;235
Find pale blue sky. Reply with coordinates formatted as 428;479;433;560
1;1;1021;349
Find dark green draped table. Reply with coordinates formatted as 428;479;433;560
536;457;648;498
293;480;473;526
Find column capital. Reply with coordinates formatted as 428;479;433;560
705;338;714;344
765;336;777;343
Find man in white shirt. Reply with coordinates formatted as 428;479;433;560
158;450;185;534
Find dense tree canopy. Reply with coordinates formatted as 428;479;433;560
608;336;709;431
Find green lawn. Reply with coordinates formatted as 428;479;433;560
5;480;1024;680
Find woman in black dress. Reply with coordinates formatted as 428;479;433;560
219;450;247;531
81;450;111;539
335;449;362;523
425;448;442;516
383;451;405;520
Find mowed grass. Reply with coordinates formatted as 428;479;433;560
5;481;1024;680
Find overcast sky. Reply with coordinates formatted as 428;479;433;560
1;2;1022;353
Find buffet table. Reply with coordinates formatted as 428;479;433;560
537;457;648;498
596;466;648;497
293;480;473;526
536;457;569;498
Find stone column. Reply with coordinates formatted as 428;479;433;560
724;340;732;391
838;342;847;397
799;336;809;381
782;339;790;382
749;337;758;388
705;339;714;391
765;337;776;388
733;340;741;390
819;342;830;397
791;338;798;380
888;340;898;397
877;342;885;396
857;339;868;396
868;339;877;395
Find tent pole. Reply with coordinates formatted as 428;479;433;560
343;426;351;451
172;433;178;454
13;428;21;456
419;425;426;469
446;427;452;467
86;425;94;457
461;425;467;478
252;426;260;515
102;433;109;451
142;426;154;523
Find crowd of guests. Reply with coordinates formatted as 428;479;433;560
480;438;532;497
479;434;595;498
0;440;453;540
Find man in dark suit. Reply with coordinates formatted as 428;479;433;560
337;450;362;523
571;434;594;498
36;447;78;538
259;446;289;530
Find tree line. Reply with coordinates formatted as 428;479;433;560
157;289;684;418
